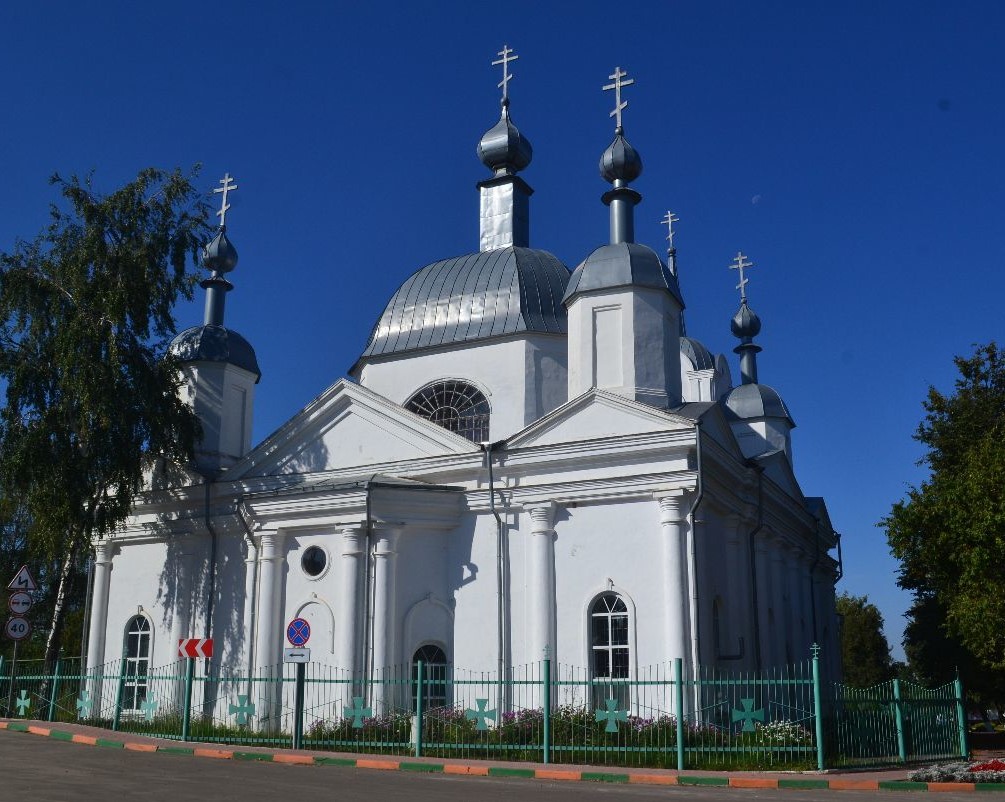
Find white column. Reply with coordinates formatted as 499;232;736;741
85;541;114;711
337;526;364;674
254;530;287;672
240;539;257;680
658;492;690;665
371;526;400;714
526;503;557;663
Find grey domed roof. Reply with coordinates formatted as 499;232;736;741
722;382;794;426
202;229;238;274
477;103;532;176
170;324;261;381
731;299;761;339
680;336;715;371
599;128;642;184
355;246;570;366
563;242;683;306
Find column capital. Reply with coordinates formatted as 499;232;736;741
656;490;690;524
257;530;287;559
340;525;365;556
526;501;556;534
373;526;400;556
93;539;114;565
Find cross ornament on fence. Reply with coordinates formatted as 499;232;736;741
141;696;158;722
465;698;497;731
229;694;256;726
731;697;765;733
75;691;91;719
15;689;30;716
595;698;628;733
344;696;372;729
602;66;635;130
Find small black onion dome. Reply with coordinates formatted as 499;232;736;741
477;102;533;175
599;127;642;184
723;382;794;426
169;324;261;382
202;229;238;274
731;299;762;339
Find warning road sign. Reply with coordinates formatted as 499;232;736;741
178;638;214;658
7;566;37;592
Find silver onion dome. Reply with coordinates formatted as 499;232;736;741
723;382;794;425
202;228;238;274
730;299;762;339
600;127;643;184
477;101;533;176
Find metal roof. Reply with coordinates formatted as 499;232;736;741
680;336;716;371
355;246;569;366
722;382;794;426
170;324;261;381
563;242;684;306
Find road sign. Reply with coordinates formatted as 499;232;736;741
5;617;31;640
8;592;32;615
284;648;311;663
286;618;310;647
178;638;214;658
7;566;37;592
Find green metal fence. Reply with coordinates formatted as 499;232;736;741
0;648;966;769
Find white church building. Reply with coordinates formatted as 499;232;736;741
83;58;841;719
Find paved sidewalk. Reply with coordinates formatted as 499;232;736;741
2;718;1001;792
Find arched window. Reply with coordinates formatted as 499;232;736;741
405;381;490;443
589;594;629;709
412;644;448;712
123;615;151;712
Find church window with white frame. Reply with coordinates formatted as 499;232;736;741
404;381;490;443
589;593;630;709
123;615;151;712
411;644;449;711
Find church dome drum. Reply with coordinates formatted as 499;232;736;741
170;324;261;381
723;382;794;425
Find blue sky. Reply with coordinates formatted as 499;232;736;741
3;1;1002;660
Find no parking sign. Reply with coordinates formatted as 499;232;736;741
286;617;311;647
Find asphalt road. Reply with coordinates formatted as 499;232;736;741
0;730;981;802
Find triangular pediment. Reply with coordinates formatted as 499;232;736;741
676;402;746;462
229;379;477;479
507;389;696;449
755;449;805;500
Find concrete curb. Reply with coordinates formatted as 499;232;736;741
3;720;1003;792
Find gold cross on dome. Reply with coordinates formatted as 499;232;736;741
730;251;754;301
492;44;519;101
603;66;635;129
213;172;239;228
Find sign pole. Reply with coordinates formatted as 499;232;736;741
6;639;19;716
47;658;62;722
182;658;195;741
293;662;305;750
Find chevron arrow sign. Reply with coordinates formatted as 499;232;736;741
178;638;214;658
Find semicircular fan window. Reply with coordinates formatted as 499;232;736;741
405;381;490;444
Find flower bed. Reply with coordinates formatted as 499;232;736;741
910;758;1005;783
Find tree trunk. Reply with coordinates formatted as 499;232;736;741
43;537;81;674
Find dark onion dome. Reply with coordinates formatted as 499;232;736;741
730;299;761;339
353;246;569;369
680;336;716;371
599;127;642;184
477;102;533;176
170;324;261;382
722;382;794;426
563;242;683;306
202;228;238;274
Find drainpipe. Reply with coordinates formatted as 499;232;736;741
235;498;258;691
686;422;705;688
481;441;508;711
746;462;765;671
203;479;219;677
361;476;376;700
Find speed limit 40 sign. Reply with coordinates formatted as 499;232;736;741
4;617;30;641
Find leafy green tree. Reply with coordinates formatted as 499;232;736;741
0;168;208;669
836;592;894;687
884;343;1005;671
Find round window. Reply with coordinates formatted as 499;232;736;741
301;546;327;577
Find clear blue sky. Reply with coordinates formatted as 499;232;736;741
3;1;1002;661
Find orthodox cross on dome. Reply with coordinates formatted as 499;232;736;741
603;66;635;129
213;172;239;228
661;211;680;251
492;44;519;102
730;251;754;301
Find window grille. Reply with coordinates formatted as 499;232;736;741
123;615;151;711
590;593;630;709
412;644;449;711
405;381;490;443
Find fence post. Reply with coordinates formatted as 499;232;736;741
181;658;195;741
112;658;126;731
542;657;551;765
48;658;62;722
293;662;306;750
414;660;424;758
892;678;907;762
674;657;685;771
954;675;968;758
811;644;825;770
